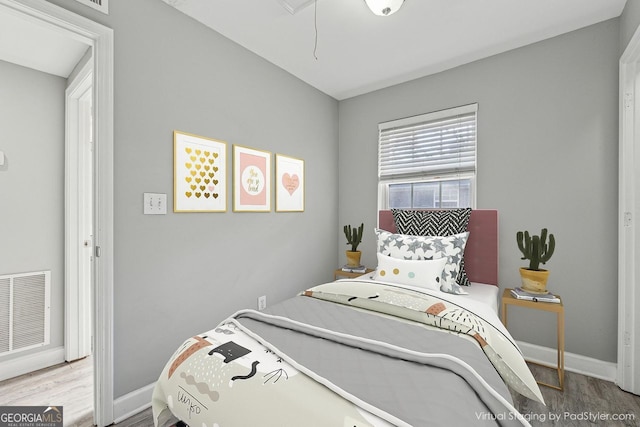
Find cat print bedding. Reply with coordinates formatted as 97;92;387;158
152;279;542;427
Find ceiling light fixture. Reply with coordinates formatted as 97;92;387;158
364;0;405;16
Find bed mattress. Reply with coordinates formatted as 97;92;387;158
465;282;500;314
361;272;499;314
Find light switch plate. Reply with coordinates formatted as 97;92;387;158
143;193;167;215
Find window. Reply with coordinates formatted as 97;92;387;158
378;104;477;209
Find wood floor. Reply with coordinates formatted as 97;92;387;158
2;359;639;426
509;364;640;426
0;356;93;427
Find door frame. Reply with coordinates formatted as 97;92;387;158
618;24;640;394
0;0;115;425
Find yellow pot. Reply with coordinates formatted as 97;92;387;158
345;251;362;267
519;267;550;293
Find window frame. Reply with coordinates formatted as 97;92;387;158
377;173;476;210
377;103;478;211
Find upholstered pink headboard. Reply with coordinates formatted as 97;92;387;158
378;210;498;286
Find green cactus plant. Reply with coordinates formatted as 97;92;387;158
344;223;364;252
516;228;555;271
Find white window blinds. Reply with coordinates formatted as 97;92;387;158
378;104;477;180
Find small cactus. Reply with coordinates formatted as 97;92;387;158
344;223;364;252
516;228;555;271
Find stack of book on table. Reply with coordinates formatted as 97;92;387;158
511;287;560;303
341;264;367;273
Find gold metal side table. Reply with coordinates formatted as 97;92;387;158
501;288;564;391
334;268;374;280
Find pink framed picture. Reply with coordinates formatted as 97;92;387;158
233;145;271;212
275;154;304;212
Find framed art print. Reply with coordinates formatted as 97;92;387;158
174;131;227;212
233;145;271;212
275;154;304;212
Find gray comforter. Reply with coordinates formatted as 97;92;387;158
239;295;521;426
153;280;535;427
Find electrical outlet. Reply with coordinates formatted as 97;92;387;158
143;193;167;215
257;295;267;311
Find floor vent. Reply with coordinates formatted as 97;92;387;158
0;271;51;356
73;0;109;15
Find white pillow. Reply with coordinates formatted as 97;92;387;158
374;253;448;291
375;228;469;295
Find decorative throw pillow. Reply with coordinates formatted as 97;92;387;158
391;208;472;286
374;253;448;291
375;228;469;295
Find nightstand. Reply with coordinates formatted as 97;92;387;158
334;268;374;280
501;288;564;391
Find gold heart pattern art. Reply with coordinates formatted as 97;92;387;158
183;146;219;200
282;173;300;196
175;132;228;211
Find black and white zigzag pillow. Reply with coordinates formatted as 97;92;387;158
391;208;472;286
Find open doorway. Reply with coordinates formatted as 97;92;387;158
0;52;95;425
0;0;114;425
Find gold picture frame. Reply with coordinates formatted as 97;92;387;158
232;144;271;212
174;130;227;212
275;154;304;212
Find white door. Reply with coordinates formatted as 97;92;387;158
65;63;94;362
79;84;94;360
618;26;640;396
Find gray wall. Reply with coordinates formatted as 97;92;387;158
0;60;66;361
338;19;620;363
44;0;339;398
16;0;630;400
621;0;640;52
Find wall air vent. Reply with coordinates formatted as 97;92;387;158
277;0;315;14
0;271;51;356
73;0;109;15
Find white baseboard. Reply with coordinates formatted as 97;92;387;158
113;382;156;424
517;340;617;382
0;346;65;382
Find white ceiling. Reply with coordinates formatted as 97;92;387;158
163;0;627;100
0;1;626;92
0;6;89;77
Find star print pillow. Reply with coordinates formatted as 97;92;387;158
375;228;469;295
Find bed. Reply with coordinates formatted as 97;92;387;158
376;209;500;312
152;209;543;427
